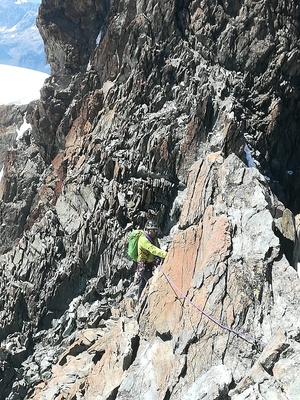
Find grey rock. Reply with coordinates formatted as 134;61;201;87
0;0;300;399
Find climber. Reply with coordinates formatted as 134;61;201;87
137;219;167;301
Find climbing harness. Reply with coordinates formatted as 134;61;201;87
158;265;267;346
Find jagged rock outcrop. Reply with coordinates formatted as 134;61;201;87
1;0;300;399
0;104;31;254
0;105;26;167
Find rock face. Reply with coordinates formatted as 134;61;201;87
1;0;300;399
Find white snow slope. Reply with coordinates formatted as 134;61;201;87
0;64;49;105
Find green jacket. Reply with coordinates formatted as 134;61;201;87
137;233;167;262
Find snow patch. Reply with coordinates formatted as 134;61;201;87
16;114;31;140
96;30;102;45
244;144;256;168
0;64;49;105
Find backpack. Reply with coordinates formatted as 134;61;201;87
127;229;143;261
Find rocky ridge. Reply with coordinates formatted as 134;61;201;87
0;0;300;399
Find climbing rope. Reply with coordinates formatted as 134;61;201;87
158;265;267;346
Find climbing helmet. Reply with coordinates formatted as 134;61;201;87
145;219;158;231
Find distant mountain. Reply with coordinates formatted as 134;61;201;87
0;0;49;73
